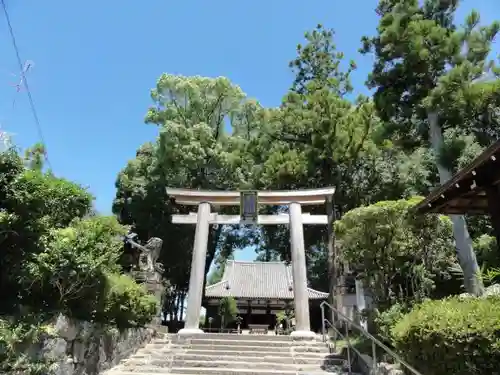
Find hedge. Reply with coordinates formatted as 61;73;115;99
392;296;500;375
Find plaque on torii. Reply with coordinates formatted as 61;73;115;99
240;190;258;225
166;187;335;338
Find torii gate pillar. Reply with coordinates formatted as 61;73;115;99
167;188;335;338
182;201;211;335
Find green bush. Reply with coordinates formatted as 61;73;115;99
8;169;93;228
374;303;409;342
25;215;158;328
392;296;500;375
25;216;127;319
99;273;158;329
0;319;52;375
0;150;95;314
335;198;456;309
0;149;23;203
0;146;158;359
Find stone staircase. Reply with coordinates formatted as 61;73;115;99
104;333;358;375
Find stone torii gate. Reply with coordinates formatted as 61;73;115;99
167;187;335;338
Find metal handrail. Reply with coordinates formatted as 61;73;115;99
323;316;361;374
320;301;423;375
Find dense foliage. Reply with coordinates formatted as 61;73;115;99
113;76;259;319
0;148;157;326
2;0;498;373
361;0;500;296
336;198;457;309
113;0;500;346
392;296;500;375
0;0;484;372
0;148;157;374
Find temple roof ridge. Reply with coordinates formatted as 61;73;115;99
205;260;328;300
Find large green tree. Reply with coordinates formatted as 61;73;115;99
248;26;401;313
113;142;193;295
114;74;261;319
361;0;500;295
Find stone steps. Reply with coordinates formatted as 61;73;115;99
109;367;344;375
128;352;345;365
122;357;346;370
167;333;322;342
109;370;298;375
147;340;329;353
133;347;332;358
167;338;328;348
103;333;356;375
146;343;329;353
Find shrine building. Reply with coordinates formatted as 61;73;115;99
203;260;329;332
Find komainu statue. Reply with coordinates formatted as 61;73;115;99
123;232;164;273
142;236;164;273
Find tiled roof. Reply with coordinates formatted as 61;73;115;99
205;260;329;300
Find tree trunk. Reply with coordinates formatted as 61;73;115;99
326;196;338;327
180;292;185;320
427;111;484;296
169;291;176;320
174;293;180;320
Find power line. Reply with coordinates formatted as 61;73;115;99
1;0;52;169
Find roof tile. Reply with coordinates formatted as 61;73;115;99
205;260;328;300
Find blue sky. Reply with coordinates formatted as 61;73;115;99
1;0;498;262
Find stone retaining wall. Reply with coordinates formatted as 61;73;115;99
356;354;404;375
33;315;156;375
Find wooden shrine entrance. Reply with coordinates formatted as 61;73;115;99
166;188;335;338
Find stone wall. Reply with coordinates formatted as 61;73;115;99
373;362;404;375
356;354;404;375
31;315;156;375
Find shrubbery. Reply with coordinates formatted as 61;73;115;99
0;148;159;372
335;198;457;310
24;215;157;327
100;273;158;329
374;303;409;343
0;318;52;375
392;296;500;375
1;149;96;313
26;216;125;318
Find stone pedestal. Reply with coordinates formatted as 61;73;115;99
290;330;317;339
132;270;164;326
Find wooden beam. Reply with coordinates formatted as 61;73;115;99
415;141;500;214
166;187;335;206
171;213;328;225
172;198;328;206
